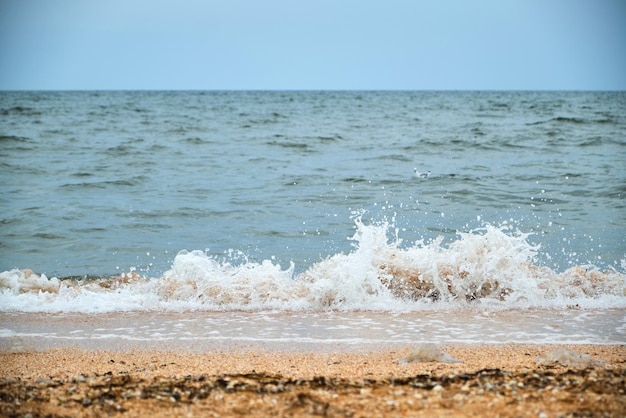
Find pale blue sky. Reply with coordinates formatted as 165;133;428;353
1;0;624;90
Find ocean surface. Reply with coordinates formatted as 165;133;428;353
1;91;625;348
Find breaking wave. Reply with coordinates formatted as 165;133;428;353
1;218;624;313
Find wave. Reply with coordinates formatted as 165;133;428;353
59;176;147;189
0;135;32;142
0;106;42;117
527;116;618;126
1;218;624;313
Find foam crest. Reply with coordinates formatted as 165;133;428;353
0;219;624;312
0;269;60;294
297;219;398;309
157;250;298;309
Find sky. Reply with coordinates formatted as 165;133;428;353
0;0;624;90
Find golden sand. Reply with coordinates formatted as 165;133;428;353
1;344;624;417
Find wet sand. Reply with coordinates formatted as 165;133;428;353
1;344;625;417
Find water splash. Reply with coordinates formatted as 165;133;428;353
1;218;624;313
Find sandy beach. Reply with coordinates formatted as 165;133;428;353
1;344;624;417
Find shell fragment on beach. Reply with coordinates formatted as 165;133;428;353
398;344;462;364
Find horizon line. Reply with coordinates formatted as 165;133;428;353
2;88;625;93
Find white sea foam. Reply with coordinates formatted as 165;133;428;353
1;218;624;313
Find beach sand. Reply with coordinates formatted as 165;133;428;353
1;344;624;417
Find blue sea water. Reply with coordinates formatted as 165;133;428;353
2;90;624;275
0;91;625;316
1;91;625;347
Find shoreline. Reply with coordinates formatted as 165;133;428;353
2;344;624;417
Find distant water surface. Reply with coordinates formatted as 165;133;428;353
1;91;624;277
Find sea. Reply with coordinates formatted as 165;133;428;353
1;90;625;351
